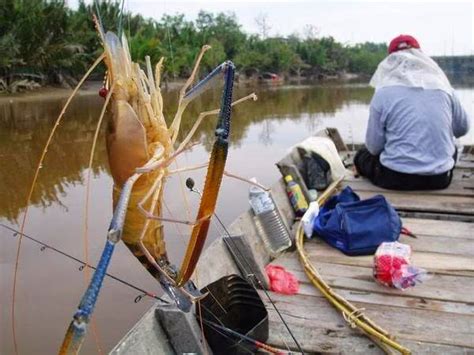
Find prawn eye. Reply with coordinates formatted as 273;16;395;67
99;87;108;98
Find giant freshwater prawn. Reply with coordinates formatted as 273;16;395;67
11;15;259;353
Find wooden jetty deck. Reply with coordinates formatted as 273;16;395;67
263;222;473;353
113;129;473;354
255;134;474;353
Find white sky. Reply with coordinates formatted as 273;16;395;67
71;1;474;55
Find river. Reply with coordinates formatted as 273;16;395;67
0;83;472;354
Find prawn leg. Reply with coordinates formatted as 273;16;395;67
169;164;270;191
137;92;257;175
134;61;237;300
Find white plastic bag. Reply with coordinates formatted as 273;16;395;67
302;202;319;238
295;136;348;180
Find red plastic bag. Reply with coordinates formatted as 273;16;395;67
265;265;299;295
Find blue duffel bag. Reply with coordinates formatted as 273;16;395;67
313;186;401;256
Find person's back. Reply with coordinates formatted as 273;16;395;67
368;86;468;174
354;35;470;190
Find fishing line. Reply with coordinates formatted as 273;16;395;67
93;1;104;34
83;82;115;285
201;319;284;355
219;227;300;353
1;224;168;305
118;0;126;38
197;301;210;355
195;304;256;355
10;53;105;355
82;81;116;354
197;301;260;354
186;182;303;353
163;200;188;249
204;327;255;355
164;0;176;79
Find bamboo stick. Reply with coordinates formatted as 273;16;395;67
296;177;411;354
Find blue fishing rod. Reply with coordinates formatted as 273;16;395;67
59;173;140;354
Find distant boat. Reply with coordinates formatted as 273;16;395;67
258;72;284;84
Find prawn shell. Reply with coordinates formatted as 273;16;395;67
106;100;149;187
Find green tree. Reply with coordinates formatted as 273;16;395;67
0;1;391;91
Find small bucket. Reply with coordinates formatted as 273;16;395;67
198;274;269;354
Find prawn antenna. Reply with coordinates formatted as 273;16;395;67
11;53;105;355
93;1;105;36
118;0;126;38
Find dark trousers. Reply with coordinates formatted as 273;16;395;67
353;147;454;190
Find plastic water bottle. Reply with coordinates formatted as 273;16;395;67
248;179;291;256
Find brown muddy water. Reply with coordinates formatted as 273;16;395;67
0;83;472;354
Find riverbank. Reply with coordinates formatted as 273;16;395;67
0;76;366;104
0;83;100;104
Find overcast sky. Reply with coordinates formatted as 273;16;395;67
71;1;473;55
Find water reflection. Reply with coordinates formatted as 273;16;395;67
0;84;373;222
0;95;108;222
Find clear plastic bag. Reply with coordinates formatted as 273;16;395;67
373;242;428;290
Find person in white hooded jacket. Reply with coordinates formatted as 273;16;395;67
354;34;470;190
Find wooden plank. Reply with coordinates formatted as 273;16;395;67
345;167;474;182
222;235;269;288
266;318;381;354
308;241;474;274
302;241;474;276
295;282;474;315
263;292;474;348
398;210;474;223
273;257;474;304
298;218;474;256
340;169;474;215
344;179;474;197
456;159;474;169
401;218;474;239
343;150;474;170
398;235;474;256
267;317;470;354
356;190;474;215
452;167;474;179
326;127;348;152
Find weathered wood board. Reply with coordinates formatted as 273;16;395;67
111;133;474;354
267;221;474;352
341;152;474;218
264;147;474;354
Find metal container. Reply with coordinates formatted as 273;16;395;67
198;274;268;354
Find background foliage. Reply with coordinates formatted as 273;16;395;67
0;0;392;88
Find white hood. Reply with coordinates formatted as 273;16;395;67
370;48;453;95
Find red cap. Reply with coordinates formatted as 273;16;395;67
388;35;420;54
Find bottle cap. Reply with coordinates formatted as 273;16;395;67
284;175;293;183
